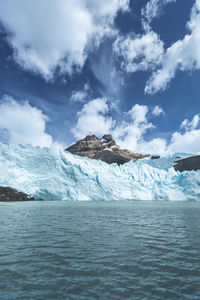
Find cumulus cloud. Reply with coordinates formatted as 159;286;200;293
72;98;200;154
71;98;114;139
145;0;200;94
168;129;200;153
112;104;167;154
1;95;199;154
112;105;160;153
0;96;53;147
128;104;148;124
166;113;200;153
120;109;200;154
2;95;197;154
152;105;165;116
70;84;91;103
113;31;164;72
0;0;129;80
71;98;167;154
180;114;200;131
113;0;200;95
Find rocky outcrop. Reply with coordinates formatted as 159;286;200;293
150;155;160;160
174;156;200;172
93;150;131;165
65;134;148;165
0;186;34;201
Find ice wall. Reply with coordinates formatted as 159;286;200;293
0;142;199;201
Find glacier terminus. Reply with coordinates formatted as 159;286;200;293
0;142;200;201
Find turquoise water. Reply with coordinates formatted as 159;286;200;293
0;201;200;299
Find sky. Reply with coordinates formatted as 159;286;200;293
0;0;200;154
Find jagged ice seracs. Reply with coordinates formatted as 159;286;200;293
0;142;199;201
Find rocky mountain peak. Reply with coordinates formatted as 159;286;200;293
101;134;114;143
65;134;148;165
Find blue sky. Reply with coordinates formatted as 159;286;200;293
0;0;200;154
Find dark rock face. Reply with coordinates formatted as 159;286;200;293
150;155;160;160
93;150;131;165
65;134;148;165
0;186;34;202
174;156;200;172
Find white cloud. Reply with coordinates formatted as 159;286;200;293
168;114;200;153
72;99;167;154
0;96;53;147
72;98;200;154
188;0;200;31
113;0;200;95
112;104;167;154
128;104;148;124
168;129;200;153
2;95;198;154
180;114;200;131
152;105;165;116
145;0;200;94
70;84;90;103
70;91;86;103
141;0;176;30
113;31;164;72
0;0;129;80
71;98;114;139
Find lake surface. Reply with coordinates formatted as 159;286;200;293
0;201;200;300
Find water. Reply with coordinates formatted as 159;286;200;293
0;201;200;300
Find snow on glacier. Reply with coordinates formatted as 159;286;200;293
0;142;200;201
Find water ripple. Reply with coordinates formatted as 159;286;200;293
0;201;200;300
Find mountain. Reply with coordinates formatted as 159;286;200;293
65;134;148;165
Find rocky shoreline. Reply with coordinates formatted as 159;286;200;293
0;186;34;202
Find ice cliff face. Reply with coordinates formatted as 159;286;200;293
0;142;199;201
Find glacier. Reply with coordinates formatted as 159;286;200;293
0;142;200;201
